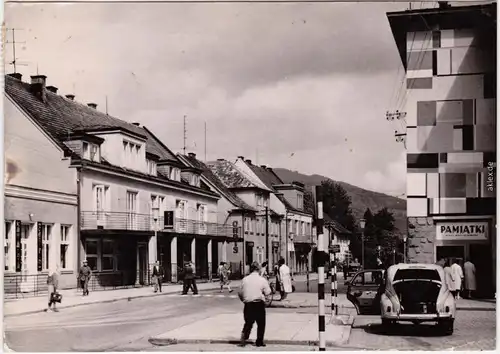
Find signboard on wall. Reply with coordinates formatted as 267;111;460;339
436;221;489;241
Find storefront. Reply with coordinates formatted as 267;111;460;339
434;219;496;298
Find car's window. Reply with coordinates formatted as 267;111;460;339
393;269;441;281
352;271;384;286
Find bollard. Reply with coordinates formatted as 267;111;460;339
315;186;326;351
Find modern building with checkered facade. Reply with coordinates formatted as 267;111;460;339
387;2;496;297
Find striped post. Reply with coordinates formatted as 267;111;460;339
315;185;326;351
331;254;338;315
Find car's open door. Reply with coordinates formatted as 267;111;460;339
346;270;384;315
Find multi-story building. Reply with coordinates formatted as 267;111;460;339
387;2;496;297
324;214;351;263
4;73;78;297
178;152;257;277
207;159;274;273
4;73;232;289
234;157;314;273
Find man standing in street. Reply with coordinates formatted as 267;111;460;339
182;261;198;295
238;261;271;348
152;261;164;293
78;260;92;296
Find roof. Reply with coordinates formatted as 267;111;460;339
387;3;496;69
324;214;352;235
207;159;263;190
180;154;257;212
245;163;283;191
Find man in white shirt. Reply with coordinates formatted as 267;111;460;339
238;262;272;347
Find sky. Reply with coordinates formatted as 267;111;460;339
5;1;414;197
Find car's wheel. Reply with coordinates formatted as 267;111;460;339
438;319;454;335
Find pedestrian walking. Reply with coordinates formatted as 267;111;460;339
259;261;268;278
78;260;92;296
343;261;348;280
182;261;198;295
463;258;476;299
152;261;164;293
450;258;464;299
278;258;292;301
218;262;233;293
238;261;271;347
45;265;61;312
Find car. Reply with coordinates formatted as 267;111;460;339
345;264;456;335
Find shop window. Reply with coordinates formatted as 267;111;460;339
60;225;71;270
85;239;99;271
102;240;115;271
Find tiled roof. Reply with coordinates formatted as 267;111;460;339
5;75;179;163
324;214;352;235
247;164;283;191
181;155;256;211
207;160;261;189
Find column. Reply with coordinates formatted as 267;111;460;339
148;231;157;272
135;245;141;285
207;239;212;281
171;236;177;282
222;241;228;262
191;238;196;272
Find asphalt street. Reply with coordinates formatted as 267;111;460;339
293;278;348;294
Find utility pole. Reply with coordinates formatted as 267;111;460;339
315;185;326;352
183;115;187;155
265;206;269;273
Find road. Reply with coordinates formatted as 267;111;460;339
4;288;495;352
292;277;348;294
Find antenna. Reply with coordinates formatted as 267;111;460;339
183;115;187;155
5;28;27;73
204;121;207;162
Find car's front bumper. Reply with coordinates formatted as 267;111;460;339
382;313;453;322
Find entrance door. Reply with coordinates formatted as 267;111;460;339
469;244;494;298
436;246;465;263
245;242;254;266
138;244;147;285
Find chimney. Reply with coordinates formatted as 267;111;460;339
7;73;22;81
66;94;75;101
132;122;140;126
87;103;97;109
30;75;47;102
260;165;267;169
237;156;244;160
438;1;450;9
188;153;196;158
217;158;225;161
46;86;58;94
245;159;252;165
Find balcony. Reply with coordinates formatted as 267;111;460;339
81;211;241;238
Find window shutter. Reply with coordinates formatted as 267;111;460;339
37;223;43;272
15;221;21;272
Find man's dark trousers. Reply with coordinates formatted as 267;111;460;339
241;301;266;345
183;278;198;294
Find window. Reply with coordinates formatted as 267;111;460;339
245;218;250;232
102;239;115;271
147;160;157;175
191;175;200;187
4;222;11;271
19;224;31;275
85;240;98;271
297;194;304;209
40;224;52;271
60;225;70;269
82;142;89;159
352;271;384;286
198;204;207;222
123;140;142;170
89;144;99;162
256;195;263;207
170;168;180;181
126;191;138;229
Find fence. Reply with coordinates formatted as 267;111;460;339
4;273;48;299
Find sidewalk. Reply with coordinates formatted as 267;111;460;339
4;273;317;317
3;280;241;317
149;312;354;347
271;293;496;312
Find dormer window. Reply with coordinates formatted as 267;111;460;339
170;167;180;182
123;140;142;169
82;142;100;162
191;175;200;187
147;159;157;176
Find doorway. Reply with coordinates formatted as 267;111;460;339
436;245;465;263
138;244;148;285
469;244;494;298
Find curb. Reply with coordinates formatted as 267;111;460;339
148;336;348;347
4;283;227;318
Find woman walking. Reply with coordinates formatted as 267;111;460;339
45;266;60;312
218;262;233;293
278;258;292;301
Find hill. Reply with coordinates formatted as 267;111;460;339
273;168;407;237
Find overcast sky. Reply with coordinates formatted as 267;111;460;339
5;2;412;197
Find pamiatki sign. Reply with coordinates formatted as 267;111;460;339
436;221;489;241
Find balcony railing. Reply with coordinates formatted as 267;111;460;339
81;211;241;238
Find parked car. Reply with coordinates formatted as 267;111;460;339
345;263;456;335
347;261;361;277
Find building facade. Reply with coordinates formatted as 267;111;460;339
5;73;231;290
4;74;78;296
387;2;496;297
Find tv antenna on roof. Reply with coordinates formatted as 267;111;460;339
5;28;28;73
183;115;187;155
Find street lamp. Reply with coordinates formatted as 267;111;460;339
359;219;366;270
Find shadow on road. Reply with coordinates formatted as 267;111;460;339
356;322;449;338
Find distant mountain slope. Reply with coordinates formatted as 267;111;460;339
273;168;407;237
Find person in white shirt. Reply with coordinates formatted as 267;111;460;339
238;262;271;347
450;258;464;299
278;258;292;300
